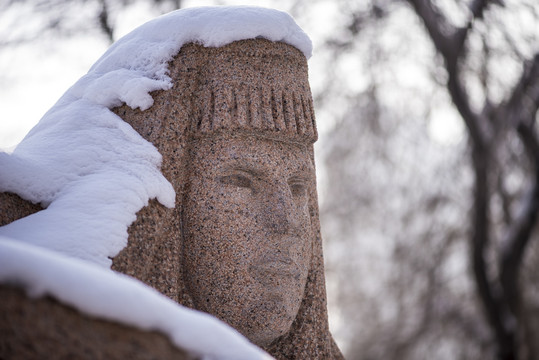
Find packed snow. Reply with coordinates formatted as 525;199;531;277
0;5;311;359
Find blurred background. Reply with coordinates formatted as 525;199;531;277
1;0;538;359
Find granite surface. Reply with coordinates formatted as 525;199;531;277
0;192;41;226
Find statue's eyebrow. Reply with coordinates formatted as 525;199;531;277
289;172;310;182
289;169;314;184
220;164;264;178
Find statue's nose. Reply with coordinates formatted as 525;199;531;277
262;184;299;235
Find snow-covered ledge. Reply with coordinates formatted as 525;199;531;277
0;6;312;359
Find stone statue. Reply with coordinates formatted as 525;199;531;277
0;10;342;359
111;39;342;358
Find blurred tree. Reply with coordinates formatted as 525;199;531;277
408;2;538;359
316;0;538;359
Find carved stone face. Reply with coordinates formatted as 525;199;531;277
182;134;314;346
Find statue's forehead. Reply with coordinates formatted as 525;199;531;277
189;132;310;149
188;134;315;174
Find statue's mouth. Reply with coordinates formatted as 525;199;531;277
250;257;303;281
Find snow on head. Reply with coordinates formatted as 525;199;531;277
90;6;312;88
0;6;312;266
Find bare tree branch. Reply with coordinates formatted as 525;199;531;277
471;146;517;360
453;0;493;56
505;54;539;129
500;169;539;311
98;0;114;43
499;54;539;317
406;0;491;148
405;0;456;61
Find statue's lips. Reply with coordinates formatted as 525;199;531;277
250;257;302;280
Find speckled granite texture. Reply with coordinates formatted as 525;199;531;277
112;39;343;359
0;192;42;226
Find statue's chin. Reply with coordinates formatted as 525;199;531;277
247;326;288;348
233;300;299;347
188;273;305;347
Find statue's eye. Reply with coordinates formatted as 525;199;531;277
220;174;252;189
289;180;307;197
